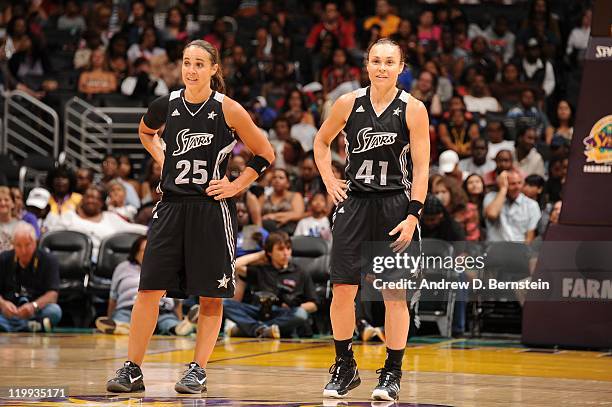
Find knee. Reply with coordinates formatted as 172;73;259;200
199;297;222;316
42;303;62;324
331;285;358;307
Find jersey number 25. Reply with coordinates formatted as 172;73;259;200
175;159;208;185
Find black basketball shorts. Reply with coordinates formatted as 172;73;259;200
330;190;421;286
139;195;237;298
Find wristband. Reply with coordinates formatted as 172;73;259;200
246;155;271;174
407;200;424;220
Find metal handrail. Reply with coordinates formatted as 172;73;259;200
63;97;113;169
2;90;60;159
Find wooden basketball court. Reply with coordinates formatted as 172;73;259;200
1;332;611;406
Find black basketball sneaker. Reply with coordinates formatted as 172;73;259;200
175;362;207;394
323;357;361;398
106;361;145;393
371;367;402;401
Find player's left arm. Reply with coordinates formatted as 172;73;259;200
206;97;275;200
389;97;430;253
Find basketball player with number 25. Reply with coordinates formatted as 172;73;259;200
106;40;274;394
314;38;430;401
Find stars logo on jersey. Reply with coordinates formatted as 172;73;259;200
393;107;401;116
217;274;231;288
171;109;180;116
356;105;365;113
172;128;214;156
208;111;217;120
352;127;397;154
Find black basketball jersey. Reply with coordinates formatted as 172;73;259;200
343;86;413;195
159;89;236;197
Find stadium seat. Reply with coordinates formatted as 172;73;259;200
90;232;144;300
0;154;21;187
19;154;57;192
418;238;456;337
39;230;93;327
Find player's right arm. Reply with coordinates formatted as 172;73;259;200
139;95;168;167
313;92;355;205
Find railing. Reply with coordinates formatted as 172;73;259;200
97;107;148;173
1;90;59;160
63;97;113;171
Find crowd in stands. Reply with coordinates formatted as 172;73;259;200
0;0;589;337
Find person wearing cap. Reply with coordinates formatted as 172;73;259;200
459;138;495;177
0;222;62;332
438;150;467;183
24;187;51;234
516;37;555;97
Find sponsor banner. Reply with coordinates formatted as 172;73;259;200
560;38;612;225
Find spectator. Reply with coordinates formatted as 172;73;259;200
411;70;442;118
363;0;400;38
0;187;18;253
223;231;318;338
8;34;57;98
117;154;141;197
484;169;541;243
417;9;441;46
24;188;50;232
95;235;192;336
282;88;317;151
489;62;530;110
483;150;515;189
506;88;549;140
462;73;501;117
9;187;39;238
236;201;268;258
522;174;546;209
100;155;141;209
75;168;94;194
120;57;169;101
437;150;466;183
57;0;86;32
161;6;188;44
107;33;129;82
46;165;82;215
261;61;293;112
260;169;305;234
4;16;28;60
127;26;166;63
73;30;103;70
106;180;137;222
459;138;496;176
0;222;61;332
438;29;468;81
281;138;305;178
431;176;468;219
420;194;465;242
566;9;591;61
516;38;555;97
421;60;453;104
514;127;546;178
545;156;568;203
78;47;118;98
549;135;571;162
305;1;355;51
438;109;480;158
294;192;332;243
484;15;515;63
485;120;515;161
44;186;147;261
202;17;226;52
465;36;497;83
139;159;161;205
463;173;486;222
292;155;325;209
228;156;262;227
321;48;360;95
545;100;574;144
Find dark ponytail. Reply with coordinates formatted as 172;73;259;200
183;39;226;94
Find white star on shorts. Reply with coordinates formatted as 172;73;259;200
208;111;217;120
217;274;230;288
393;107;401;116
